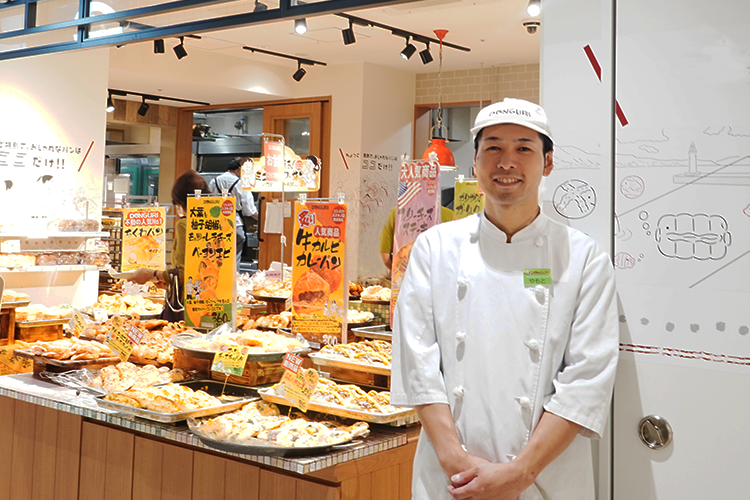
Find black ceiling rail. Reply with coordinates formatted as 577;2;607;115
242;46;326;67
109;89;210;106
335;13;470;52
0;0;419;61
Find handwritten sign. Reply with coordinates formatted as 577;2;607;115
121;207;166;272
107;324;134;361
184;196;236;330
211;344;249;376
279;360;319;412
242;140;320;192
71;311;87;338
453;180;485;220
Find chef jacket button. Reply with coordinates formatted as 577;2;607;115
516;396;531;409
535;236;544;247
525;339;540;351
458;277;469;288
453;386;465;398
456;331;466;343
535;287;545;304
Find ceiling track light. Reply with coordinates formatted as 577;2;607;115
153;39;165;54
526;0;541;17
137;97;150;116
106;94;115;113
342;20;356;45
419;42;433;65
294;18;307;35
400;37;417;60
292;62;307;82
173;36;188;59
108;89;209;108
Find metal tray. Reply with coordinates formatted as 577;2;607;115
251;293;289;303
172;332;308;362
1;300;31;309
350;324;392;340
14;348;121;368
15;318;71;327
308;353;391;376
188;420;367;457
94;379;259;423
257;387;416;425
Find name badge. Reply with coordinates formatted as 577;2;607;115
524;268;552;286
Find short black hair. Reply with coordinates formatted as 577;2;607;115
227;157;243;171
171;170;209;210
473;128;554;155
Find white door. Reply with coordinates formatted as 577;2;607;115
543;0;750;497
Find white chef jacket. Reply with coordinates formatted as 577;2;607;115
391;211;618;500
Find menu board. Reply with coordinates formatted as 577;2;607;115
453;179;485;220
391;159;441;319
291;202;347;346
241;138;320;193
184;196;236;330
121;207;166;272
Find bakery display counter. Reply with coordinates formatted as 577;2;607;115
0;373;418;500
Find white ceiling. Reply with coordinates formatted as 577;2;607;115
108;0;541;106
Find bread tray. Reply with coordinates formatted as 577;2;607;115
350;324;392;341
1;300;31;309
172;332;309;362
257;387;417;426
15;318;71;327
359;299;390;305
188;420;368;457
13;348;121;368
94;379;259;423
251;293;289;303
308;353;391;376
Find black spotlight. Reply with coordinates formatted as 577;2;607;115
419;44;433;64
292;63;307;82
106;95;115;113
253;0;268;11
153;39;165;54
400;38;417;60
173;37;188;59
342;21;355;45
137;98;150;116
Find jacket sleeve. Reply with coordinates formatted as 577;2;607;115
390;232;449;407
544;245;619;439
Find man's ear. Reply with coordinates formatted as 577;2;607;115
542;151;554;177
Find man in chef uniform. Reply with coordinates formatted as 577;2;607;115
391;98;618;500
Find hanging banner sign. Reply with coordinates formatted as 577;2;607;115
184;196;236;330
121;207;166;272
241;138;321;193
453;179;485;220
391;159;441;321
291;201;347;347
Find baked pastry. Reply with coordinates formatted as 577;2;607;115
2;290;30;303
36;253;59;266
292;269;331;315
58;252;81;265
80;219;99;232
309;259;343;294
57;219;81;232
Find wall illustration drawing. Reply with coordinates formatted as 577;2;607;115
552;179;596;219
654;213;731;260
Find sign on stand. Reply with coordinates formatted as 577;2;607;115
453;179;485;220
211;344;249;376
241;135;321;193
278;353;319;412
120;207;166;272
291;201;347;347
184;195;236;330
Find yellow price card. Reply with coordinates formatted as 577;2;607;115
211;344;249;376
71;311;87;338
108;324;134;361
279;353;319;412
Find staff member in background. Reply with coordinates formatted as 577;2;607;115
379;205;454;272
390;98;619;500
131;171;209;319
208;157;258;270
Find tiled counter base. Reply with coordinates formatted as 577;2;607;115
0;373;418;500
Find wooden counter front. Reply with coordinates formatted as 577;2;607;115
0;374;418;500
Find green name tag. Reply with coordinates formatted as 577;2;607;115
524;269;552;286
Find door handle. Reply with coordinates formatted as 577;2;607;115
638;414;673;450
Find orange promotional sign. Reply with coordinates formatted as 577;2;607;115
184;196;236;330
241;138;321;193
291;202;347;347
121;207;166;272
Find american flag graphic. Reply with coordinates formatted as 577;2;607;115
397;181;422;209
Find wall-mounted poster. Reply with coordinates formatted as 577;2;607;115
241;137;321;192
391;159;441;319
120;207;166;272
291;201;347;347
453;179;485;220
184;196;236;329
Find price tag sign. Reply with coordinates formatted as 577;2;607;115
124;323;145;345
71;311;87;338
523;269;552;287
211;344;249;376
93;307;108;323
107;324;134;362
111;315;123;328
279;353;318;412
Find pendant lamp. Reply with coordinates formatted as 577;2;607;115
422;29;455;167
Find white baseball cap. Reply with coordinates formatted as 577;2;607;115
470;98;553;143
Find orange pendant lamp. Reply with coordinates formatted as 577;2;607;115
422;29;454;167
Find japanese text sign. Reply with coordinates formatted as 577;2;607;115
107;323;143;362
453;180;485;220
279;362;319;412
211;344;249;376
291;202;347;346
121;207;166;272
241;140;320;193
184;196;236;330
